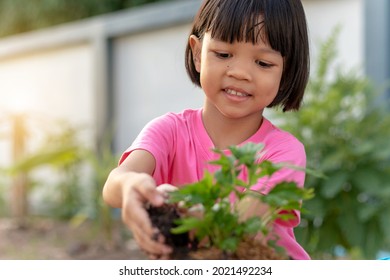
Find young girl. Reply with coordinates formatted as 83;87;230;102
103;0;310;260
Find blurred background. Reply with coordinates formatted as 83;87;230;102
0;0;389;259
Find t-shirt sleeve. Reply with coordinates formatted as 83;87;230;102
251;134;306;228
118;114;175;185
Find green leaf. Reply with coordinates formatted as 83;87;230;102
242;217;263;235
320;171;348;198
256;160;281;178
229;142;264;166
352;168;383;194
262;182;314;209
357;202;379;222
220;237;239;252
169;171;219;207
209;151;235;170
171;217;203;234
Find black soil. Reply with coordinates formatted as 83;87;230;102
147;204;193;259
146;204;287;260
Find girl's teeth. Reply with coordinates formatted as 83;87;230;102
226;89;248;97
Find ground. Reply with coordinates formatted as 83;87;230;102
0;218;148;260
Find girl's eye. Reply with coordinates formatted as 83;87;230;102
215;52;231;59
256;60;272;68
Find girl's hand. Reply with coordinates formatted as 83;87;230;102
147;184;179;259
120;173;173;259
103;150;177;259
156;184;179;197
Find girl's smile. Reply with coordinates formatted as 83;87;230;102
224;87;252;101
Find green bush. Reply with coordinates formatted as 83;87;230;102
277;29;390;259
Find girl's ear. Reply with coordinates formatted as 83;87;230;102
189;35;202;73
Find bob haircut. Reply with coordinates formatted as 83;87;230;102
185;0;310;112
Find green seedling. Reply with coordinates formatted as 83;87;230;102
169;142;314;255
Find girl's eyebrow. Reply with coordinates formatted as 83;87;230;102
211;38;280;55
255;47;281;55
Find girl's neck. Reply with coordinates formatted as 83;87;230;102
201;104;264;150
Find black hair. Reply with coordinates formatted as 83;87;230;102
185;0;310;111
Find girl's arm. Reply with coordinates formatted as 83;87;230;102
102;149;173;259
103;149;157;207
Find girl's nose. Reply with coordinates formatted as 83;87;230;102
226;61;252;81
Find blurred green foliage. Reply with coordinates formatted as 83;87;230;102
0;114;120;243
0;0;173;38
277;28;390;259
76;130;120;243
0;117;85;219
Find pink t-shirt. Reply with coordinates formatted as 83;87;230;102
120;108;310;260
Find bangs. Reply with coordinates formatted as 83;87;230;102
199;0;294;57
209;0;268;45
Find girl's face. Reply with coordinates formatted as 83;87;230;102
190;31;284;120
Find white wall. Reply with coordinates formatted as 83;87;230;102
0;45;93;122
0;45;95;166
303;0;364;72
113;24;204;152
